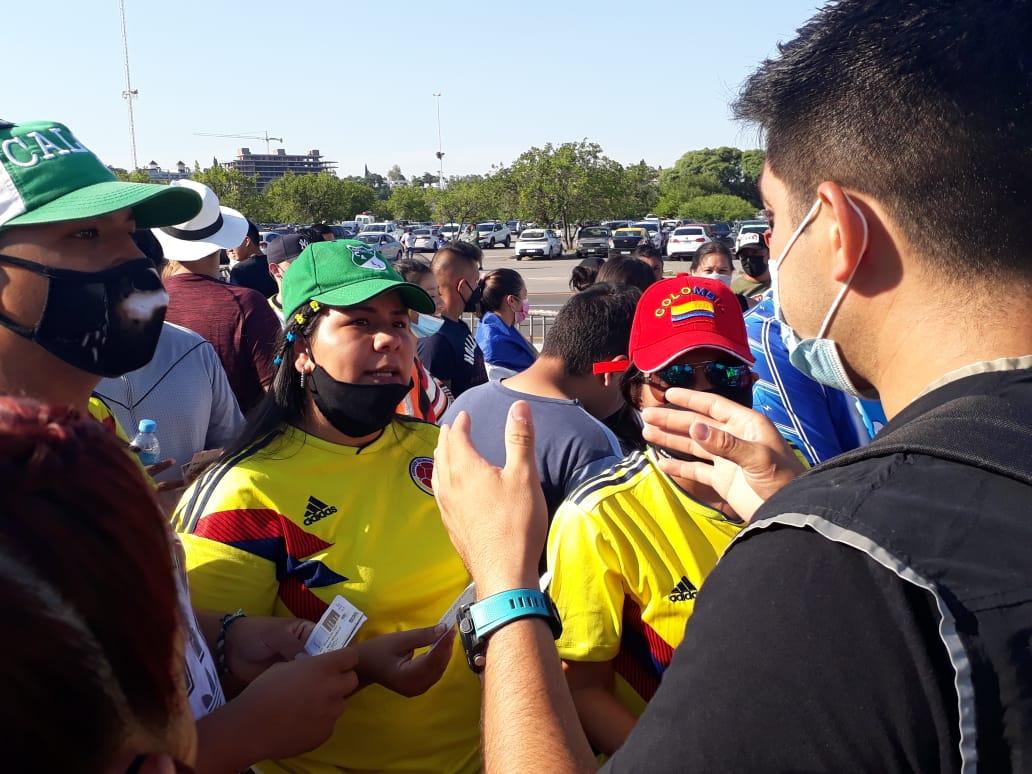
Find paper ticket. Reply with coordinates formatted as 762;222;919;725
304;595;367;656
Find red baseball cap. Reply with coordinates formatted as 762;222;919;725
594;275;754;376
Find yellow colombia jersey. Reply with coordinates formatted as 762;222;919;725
547;448;743;717
173;419;481;774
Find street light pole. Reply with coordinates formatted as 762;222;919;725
119;0;139;171
433;92;444;189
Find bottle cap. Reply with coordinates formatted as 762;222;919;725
138;419;157;434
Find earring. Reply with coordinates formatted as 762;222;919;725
300;369;306;390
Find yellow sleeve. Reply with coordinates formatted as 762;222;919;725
173;473;281;617
547;500;625;662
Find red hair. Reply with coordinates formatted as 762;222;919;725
0;398;180;771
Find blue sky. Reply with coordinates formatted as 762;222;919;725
5;0;819;178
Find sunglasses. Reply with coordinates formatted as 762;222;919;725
646;361;752;390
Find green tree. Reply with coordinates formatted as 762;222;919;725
386;164;405;182
506;140;628;245
189;163;273;220
112;168;152;183
680;193;756;222
263;173;363;224
428;176;500;227
660;147;765;208
621;160;660;218
386;185;431;221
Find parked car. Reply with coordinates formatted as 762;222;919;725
437;223;462;242
506;220;524;237
666;225;712;260
514;228;562;260
257;231;282;253
734;221;769;251
411;227;442;253
633;221;664;250
609;227;651;256
708;222;733;248
363;221;401;238
355;232;403;261
575;226;611;258
475;221;512;249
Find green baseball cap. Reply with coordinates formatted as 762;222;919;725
0;120;202;231
282;239;435;319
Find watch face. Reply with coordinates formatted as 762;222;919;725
458;603;486;674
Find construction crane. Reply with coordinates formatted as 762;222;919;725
194;130;284;154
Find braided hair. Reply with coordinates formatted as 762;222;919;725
219;299;326;460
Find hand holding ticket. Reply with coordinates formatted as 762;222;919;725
305;595;367;656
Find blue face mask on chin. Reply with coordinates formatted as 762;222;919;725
771;194;879;400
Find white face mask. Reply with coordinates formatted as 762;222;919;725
771;194;877;399
411;312;445;338
700;272;733;288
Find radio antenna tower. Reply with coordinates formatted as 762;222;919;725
119;0;140;170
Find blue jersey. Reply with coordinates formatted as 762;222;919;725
746;294;885;466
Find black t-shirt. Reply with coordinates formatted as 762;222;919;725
605;525;959;772
230;255;277;299
416;317;487;397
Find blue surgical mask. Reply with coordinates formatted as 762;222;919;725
771;195;877;399
411;312;445;339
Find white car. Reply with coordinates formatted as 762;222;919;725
633;221;663;250
362;221;400;238
475;221;512;249
355;232;403;261
438;223;463;242
666;225;711;259
411;227;441;253
514;229;562;260
735;222;769;251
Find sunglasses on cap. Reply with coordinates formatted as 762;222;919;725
646;361;753;390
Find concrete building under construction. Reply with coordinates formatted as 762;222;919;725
226;147;337;189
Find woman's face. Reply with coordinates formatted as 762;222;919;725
694;253;733;278
418;273;445;315
297;291;415;385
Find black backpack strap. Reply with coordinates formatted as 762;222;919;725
810;394;1032;485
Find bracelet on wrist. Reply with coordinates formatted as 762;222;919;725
215;609;246;677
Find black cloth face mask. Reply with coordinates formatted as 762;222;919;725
0;254;167;377
460;279;484;314
739;253;768;279
308;363;412;438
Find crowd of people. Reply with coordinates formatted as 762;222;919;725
3;1;1030;771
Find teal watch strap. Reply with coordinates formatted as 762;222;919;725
469;589;562;641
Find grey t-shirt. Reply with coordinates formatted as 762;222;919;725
442;380;623;516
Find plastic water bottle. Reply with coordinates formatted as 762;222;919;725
131;419;161;466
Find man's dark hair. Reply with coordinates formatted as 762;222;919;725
733;0;1032;278
541;283;641;376
433;240;483;269
691;242;734;272
393;257;432;284
312;223;333;236
479;268;525;315
634;242;662;260
596;255;656;294
246;220;260;245
569;257;604;292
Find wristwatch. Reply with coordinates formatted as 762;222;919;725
458;588;562;673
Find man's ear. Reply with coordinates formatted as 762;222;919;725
600;355;628;388
818;181;868;284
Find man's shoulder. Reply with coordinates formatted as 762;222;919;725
562;451;653;512
442;380;501;419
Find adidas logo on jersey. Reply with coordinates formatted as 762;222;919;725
668;576;698;603
303;495;338;525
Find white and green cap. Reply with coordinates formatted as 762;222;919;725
0;119;202;232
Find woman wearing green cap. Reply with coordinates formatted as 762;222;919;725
174;239;481;773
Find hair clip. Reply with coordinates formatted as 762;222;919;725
285;331;295;342
309;300;321;311
273;355;283;366
294;313;306;325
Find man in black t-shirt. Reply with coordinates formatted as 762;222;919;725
229;220;277;298
418;242;487;396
